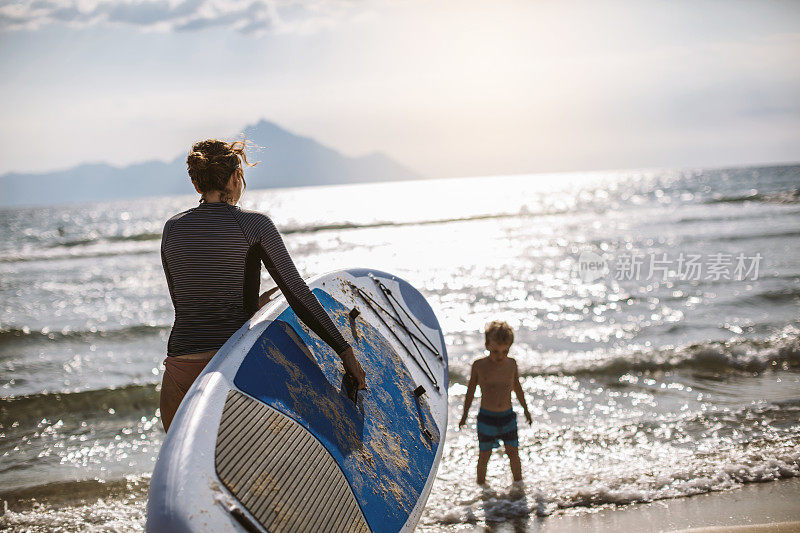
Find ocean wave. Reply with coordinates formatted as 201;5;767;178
446;331;800;384
0;208;571;263
558;450;800;510
0;247;157;264
0;324;169;344
37;211;545;248
676;207;800;224
714;229;800;242
54;232;163;248
738;287;800;305
281;209;570;235
705;189;800;205
0;474;150;511
0;475;151;532
434;434;800;525
524;329;800;377
0;383;159;429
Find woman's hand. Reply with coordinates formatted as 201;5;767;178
339;347;366;390
258;286;280;308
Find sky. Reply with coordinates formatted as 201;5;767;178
1;0;799;178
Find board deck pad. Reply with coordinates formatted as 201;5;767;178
230;288;439;532
215;389;369;533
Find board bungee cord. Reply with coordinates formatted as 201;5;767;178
348;277;440;391
371;274;442;360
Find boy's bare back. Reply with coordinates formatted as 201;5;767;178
472;356;518;412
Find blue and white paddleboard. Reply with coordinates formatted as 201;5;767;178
146;268;448;533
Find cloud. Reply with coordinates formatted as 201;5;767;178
0;0;354;34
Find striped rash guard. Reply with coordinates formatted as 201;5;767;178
160;201;350;357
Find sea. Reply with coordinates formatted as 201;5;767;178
1;164;798;531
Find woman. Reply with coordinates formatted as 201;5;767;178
159;138;366;432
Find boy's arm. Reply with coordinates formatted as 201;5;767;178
513;361;532;424
458;363;478;429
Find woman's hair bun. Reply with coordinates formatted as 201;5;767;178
186;138;257;197
186;151;209;171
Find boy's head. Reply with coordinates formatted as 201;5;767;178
484;321;514;363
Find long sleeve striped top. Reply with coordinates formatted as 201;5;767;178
160;201;350;357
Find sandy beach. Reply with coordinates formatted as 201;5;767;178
519;478;800;533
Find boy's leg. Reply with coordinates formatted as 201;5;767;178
505;445;522;481
477;450;492;485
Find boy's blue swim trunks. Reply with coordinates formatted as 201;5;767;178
477;408;518;451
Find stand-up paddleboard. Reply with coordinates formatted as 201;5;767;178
146;268;448;533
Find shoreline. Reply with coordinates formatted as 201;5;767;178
3;477;799;531
521;477;800;533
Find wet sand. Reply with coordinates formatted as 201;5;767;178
675;523;800;532
517;478;800;533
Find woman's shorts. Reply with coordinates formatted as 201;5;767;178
477;408;518;451
159;354;214;432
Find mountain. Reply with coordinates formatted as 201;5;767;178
0;120;422;207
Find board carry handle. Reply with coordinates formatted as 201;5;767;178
413;386;434;441
342;370;359;404
348;306;361;343
343;307;363;404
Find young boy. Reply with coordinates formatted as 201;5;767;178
458;321;532;485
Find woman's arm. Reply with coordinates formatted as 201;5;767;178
246;212;365;388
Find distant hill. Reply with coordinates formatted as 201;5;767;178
0;120;422;207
